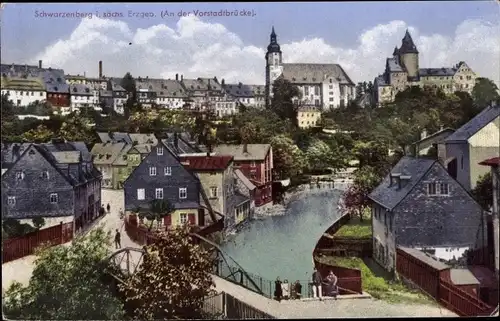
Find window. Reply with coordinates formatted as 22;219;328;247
40;92;43;96
329;79;333;83
7;196;15;206
41;171;49;179
16;171;24;180
427;182;437;195
314;86;319;95
250;161;256;167
137;188;145;200
17;99;21;105
179;188;187;199
155;188;164;199
329;85;333;89
439;183;449;195
49;193;58;204
180;213;188;225
305;87;309;96
164;167;172;175
210;187;218;198
157;147;164;155
31;92;34;96
315;99;320;106
149;166;157;176
329;97;334;102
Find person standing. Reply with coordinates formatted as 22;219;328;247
294;280;302;299
114;229;121;249
282;279;290;300
107;203;111;213
274;277;283;302
312;267;323;299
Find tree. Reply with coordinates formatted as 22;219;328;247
137;199;175;231
270;134;306;179
305;138;344;173
119;225;215;319
22;124;54;143
471;172;493;210
57;113;97;143
342;166;382;221
3;228;124;320
270;78;302;126
472;78;500;109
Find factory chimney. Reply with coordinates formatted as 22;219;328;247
99;61;103;79
38;60;42;68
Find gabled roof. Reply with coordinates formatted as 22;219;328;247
70;83;93;96
479;157;500;167
282;63;354;85
368;156;436;210
180;155;233;171
90;142;127;165
129;133;157;145
399;30;419;54
411;128;455;145
445;105;500;142
213;144;271;161
398;246;449;271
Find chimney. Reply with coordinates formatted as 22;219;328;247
84;71;86;78
389;173;401;187
173;132;179;150
243;143;248;154
420;129;427;140
181;75;183;81
99;61;103;78
38;60;42;68
176;74;178;81
12;144;21;162
221;79;225;86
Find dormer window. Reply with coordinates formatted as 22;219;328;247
16;171;25;180
73;87;77;92
41;171;49;179
157;147;164;155
85;88;90;93
123;155;128;161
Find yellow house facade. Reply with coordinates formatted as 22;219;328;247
297;107;321;128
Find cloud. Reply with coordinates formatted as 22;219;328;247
33;15;500;86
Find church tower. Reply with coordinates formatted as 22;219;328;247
398;30;419;79
265;26;283;108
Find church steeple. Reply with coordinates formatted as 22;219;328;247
267;26;281;53
399;29;418;54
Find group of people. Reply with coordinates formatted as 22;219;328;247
273;278;302;301
273;268;338;302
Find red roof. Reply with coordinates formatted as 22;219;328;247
479;157;500;167
180;155;233;171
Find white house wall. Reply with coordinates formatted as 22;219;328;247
2;89;46;107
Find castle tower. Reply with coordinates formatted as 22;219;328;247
398;30;419;79
265;26;283;108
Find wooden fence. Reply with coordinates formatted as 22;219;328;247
396;247;495;316
2;222;73;263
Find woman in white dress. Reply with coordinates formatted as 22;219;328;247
281;279;290;300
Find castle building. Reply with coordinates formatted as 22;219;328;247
374;30;477;105
264;27;355;110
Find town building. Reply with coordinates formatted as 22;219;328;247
222;82;266;110
439;104;500;191
69;83;96;111
135;77;158;108
368;156;486;273
97;132;158;160
407;127;455;157
99;90;113;110
374;30;478;105
297;106;322;128
179;155;253;229
90;142;139;189
213;144;273;208
181;76;225;111
1;140;102;233
109;81;128;114
1;76;46;107
155;77;188;109
264;27;355;110
123;141;204;228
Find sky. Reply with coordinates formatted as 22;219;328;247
1;2;499;86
